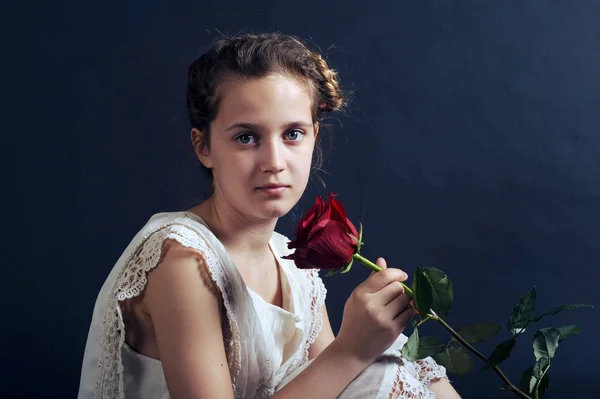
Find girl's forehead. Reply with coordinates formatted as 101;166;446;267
219;75;310;102
215;75;314;125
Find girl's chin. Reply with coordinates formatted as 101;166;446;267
260;206;291;220
252;201;295;220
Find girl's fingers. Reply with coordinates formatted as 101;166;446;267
373;280;405;306
383;292;412;319
370;257;387;277
393;305;416;328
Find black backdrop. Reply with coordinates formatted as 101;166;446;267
3;1;599;397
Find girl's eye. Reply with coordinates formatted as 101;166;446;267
235;133;256;145
285;130;304;141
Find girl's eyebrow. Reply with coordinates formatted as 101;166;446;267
225;121;313;132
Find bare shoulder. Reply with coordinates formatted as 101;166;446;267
143;238;234;399
146;238;221;299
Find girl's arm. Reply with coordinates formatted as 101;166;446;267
272;338;373;399
428;378;462;398
145;244;452;399
145;242;370;399
143;240;235;399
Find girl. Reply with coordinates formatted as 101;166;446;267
78;32;461;399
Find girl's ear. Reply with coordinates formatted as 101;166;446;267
191;128;213;169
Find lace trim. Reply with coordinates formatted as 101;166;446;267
301;268;327;364
389;357;447;399
94;221;242;399
412;358;447;388
276;267;326;386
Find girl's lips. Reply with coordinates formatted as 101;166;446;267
257;186;288;195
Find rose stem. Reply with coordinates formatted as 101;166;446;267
353;251;529;397
352;253;414;297
431;314;532;399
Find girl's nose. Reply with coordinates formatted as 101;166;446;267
260;140;285;173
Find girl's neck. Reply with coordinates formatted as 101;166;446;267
189;196;277;262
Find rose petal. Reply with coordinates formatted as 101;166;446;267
285;193;360;271
296;203;318;237
315;195;325;216
286;237;306;250
309;207;332;237
305;221;358;267
328;195;359;238
282;246;320;269
328;193;346;221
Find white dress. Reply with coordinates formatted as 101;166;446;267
78;211;447;399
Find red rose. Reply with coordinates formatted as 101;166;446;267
283;193;360;270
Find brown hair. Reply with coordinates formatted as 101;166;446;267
186;32;347;179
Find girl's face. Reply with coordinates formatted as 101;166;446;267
195;74;318;222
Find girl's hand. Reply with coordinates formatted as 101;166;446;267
335;257;414;363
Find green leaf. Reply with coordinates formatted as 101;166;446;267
325;269;341;277
520;364;550;397
532;357;549;378
531;303;593;323
537;372;550;398
455;322;503;343
433;345;474;377
413;268;433;317
533;328;560;361
520;366;535;394
520;365;534;393
340;259;353;274
356;222;364;253
417;336;446;358
481;337;516;370
532;358;551;398
508;287;537;335
555;324;582;343
401;327;420;361
422;267;454;319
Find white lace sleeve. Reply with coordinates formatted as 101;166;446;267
335;350;448;399
94;223;237;399
114;224;212;301
411;358;448;389
388;357;448;399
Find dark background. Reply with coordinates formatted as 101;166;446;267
3;1;599;398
